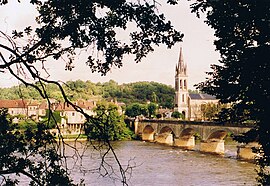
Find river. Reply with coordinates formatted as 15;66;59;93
61;140;257;186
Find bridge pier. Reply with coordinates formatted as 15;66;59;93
174;136;195;150
155;133;174;145
142;132;155;141
134;117;139;134
237;142;260;161
200;139;225;155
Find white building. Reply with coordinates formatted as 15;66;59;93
55;100;96;134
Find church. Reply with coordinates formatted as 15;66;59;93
174;48;219;121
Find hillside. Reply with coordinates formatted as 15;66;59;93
0;80;175;108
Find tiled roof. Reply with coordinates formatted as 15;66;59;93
189;94;202;100
201;94;216;100
189;93;217;100
0;100;28;108
55;103;75;111
39;101;49;109
27;100;39;106
55;101;95;111
0;99;96;111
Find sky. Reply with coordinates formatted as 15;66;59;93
0;1;220;89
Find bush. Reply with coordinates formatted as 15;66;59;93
171;111;182;119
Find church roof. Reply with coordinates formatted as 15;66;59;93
189;93;217;100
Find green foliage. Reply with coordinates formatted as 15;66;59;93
36;1;182;73
14;114;26;120
0;108;76;185
201;103;226;121
125;103;149;118
0;81;175;109
171;111;182;119
125;102;157;118
0;1;182;184
101;81;175;109
191;1;270;184
18;119;37;130
41;110;62;128
148;103;158;118
85;102;132;141
156;113;162;119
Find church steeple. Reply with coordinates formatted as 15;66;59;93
176;47;187;76
174;47;189;119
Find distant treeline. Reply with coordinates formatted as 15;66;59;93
0;80;177;108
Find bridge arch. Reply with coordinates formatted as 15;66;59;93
206;128;233;141
142;125;155;141
180;128;197;138
156;126;175;145
200;128;234;155
159;126;174;135
175;127;199;149
143;125;155;134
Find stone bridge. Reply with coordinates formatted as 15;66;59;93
133;119;256;159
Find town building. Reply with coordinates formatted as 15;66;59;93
174;48;219;120
0;99;28;116
55;100;96;134
0;98;125;134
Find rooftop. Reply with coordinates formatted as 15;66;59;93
189;93;217;100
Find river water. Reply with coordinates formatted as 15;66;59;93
63;140;257;186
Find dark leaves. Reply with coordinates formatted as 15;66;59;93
12;30;23;39
191;1;270;183
32;1;183;74
0;109;75;185
24;26;32;35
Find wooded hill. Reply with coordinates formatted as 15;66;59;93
0;80;175;108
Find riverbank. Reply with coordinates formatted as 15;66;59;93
56;134;88;142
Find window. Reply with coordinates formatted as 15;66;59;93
72;112;75;116
182;94;185;102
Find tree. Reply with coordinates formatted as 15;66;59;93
41;109;62;129
0;1;183;185
84;102;134;183
148;103;158;118
200;103;226;121
125;103;141;118
0;108;76;185
125;103;149;118
150;92;157;103
191;1;270;184
85;102;132;141
171;111;182;119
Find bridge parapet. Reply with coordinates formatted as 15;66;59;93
139;119;254;128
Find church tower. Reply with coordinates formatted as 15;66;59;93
174;47;189;118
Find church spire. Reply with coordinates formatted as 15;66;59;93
174;46;188;119
179;47;184;65
176;47;187;76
